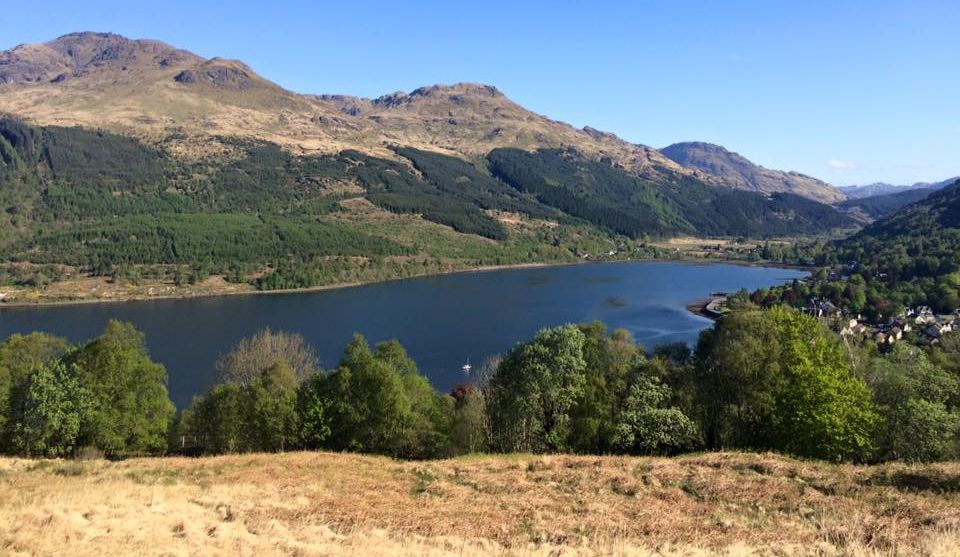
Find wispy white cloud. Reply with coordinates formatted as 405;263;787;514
827;159;859;170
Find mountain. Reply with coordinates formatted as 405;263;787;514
839;177;959;199
0;32;692;181
0;33;856;299
486;148;850;238
829;179;960;308
0;32;848;197
659;142;845;204
837;187;935;221
854;179;960;241
793;179;960;313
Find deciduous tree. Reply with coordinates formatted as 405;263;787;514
68;320;175;455
216;328;319;385
488;325;587;453
11;362;90;457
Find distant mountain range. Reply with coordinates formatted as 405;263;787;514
839;178;959;199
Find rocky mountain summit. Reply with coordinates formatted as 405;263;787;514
0;32;201;85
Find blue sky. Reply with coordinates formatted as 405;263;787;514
1;1;957;186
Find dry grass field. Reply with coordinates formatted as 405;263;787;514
2;451;959;556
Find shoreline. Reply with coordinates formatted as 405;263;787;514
0;256;809;311
686;295;730;320
686;298;715;320
0;260;576;310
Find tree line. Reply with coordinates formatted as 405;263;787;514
0;321;174;457
3;117;858;298
1;305;957;462
754;180;960;316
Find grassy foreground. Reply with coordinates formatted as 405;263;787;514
1;451;959;556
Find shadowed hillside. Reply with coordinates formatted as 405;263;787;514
839;187;935;221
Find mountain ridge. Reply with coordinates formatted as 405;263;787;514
838;177;960;199
659;141;845;204
0;31;848;203
0;32;697;186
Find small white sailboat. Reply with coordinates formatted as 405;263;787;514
461;358;472;375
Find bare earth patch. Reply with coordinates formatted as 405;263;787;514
1;451;958;556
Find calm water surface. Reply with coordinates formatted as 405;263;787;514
0;261;806;408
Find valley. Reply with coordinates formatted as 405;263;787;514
0;32;948;307
1;8;959;557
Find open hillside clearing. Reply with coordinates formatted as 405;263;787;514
2;450;959;556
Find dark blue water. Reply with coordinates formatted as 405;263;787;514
0;261;805;408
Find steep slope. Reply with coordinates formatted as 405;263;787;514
0;32;694;183
838;187;935;221
488;148;853;238
660;141;844;203
827;180;960;308
0;118;851;256
855;179;960;239
839;177;959;199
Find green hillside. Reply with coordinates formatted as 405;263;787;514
838;187;934;220
488;148;853;238
0;118;853;295
837;180;960;286
757;180;960;315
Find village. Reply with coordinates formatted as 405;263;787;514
694;291;960;348
806;299;960;346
